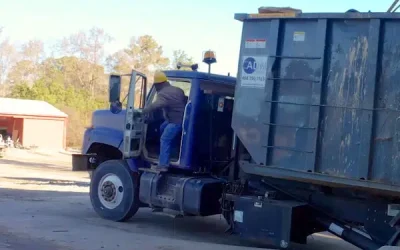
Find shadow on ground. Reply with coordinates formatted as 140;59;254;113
0;226;72;250
0;159;73;172
117;210;350;250
0;187;355;250
1;177;89;187
133;214;274;249
0;188;87;203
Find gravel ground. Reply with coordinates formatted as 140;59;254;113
0;148;359;250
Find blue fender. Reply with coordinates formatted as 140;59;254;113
82;127;123;154
83;127;149;173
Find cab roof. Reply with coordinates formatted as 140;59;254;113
163;70;236;86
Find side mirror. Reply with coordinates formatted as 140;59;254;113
110;101;122;114
109;75;121;103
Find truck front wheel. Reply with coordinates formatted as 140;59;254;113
90;160;140;222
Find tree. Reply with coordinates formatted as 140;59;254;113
171;49;195;70
9;82;31;99
106;35;170;108
0;28;17;96
21;40;44;63
107;35;170;76
7;60;38;86
58;27;112;65
56;27;112;97
3;28;185;148
44;56;105;93
7;40;44;85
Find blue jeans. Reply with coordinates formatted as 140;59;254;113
159;121;182;167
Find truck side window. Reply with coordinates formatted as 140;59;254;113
118;77;146;110
169;80;191;97
149;79;191;104
133;79;146;109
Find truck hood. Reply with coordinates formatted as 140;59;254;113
91;109;126;131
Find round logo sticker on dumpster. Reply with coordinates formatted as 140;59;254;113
243;57;257;74
240;55;268;88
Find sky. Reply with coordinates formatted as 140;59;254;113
0;0;396;76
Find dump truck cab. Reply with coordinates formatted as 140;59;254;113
113;68;236;172
74;66;236;173
73;54;239;223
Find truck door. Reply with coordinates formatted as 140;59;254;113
109;70;147;159
124;71;147;159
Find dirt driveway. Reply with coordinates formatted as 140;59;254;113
0;148;359;250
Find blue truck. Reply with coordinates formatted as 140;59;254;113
72;8;400;250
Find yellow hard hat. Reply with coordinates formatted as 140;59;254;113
153;71;167;84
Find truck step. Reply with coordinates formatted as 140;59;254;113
151;208;183;219
139;167;166;174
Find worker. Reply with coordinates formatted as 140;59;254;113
142;71;186;172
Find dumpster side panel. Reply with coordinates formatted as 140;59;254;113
268;20;323;173
233;16;400;191
371;20;400;185
232;20;272;165
318;20;372;180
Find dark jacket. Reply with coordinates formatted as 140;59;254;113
143;82;186;125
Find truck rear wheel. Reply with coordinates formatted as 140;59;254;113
90;160;140;222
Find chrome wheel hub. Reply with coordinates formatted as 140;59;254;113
98;174;124;209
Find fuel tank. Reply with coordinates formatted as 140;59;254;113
139;172;224;216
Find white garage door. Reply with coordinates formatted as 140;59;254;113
23;118;65;149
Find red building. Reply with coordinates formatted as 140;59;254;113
0;98;68;149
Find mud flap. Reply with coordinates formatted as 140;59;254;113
72;154;97;171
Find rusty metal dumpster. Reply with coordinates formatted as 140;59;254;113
233;11;400;195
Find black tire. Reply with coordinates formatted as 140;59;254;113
90;159;140;222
